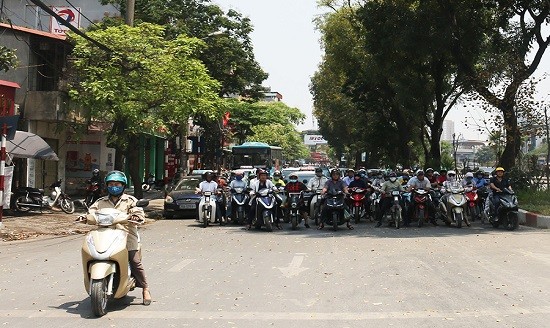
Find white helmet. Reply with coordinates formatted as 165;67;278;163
465;172;474;178
447;170;456;177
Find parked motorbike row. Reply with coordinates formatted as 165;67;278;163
11;179;75;214
195;182;519;231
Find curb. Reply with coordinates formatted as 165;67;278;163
518;209;550;229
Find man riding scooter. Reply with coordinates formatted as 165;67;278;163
77;170;152;306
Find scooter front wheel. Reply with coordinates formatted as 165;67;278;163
14;196;32;212
91;277;109;317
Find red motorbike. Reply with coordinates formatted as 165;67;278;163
349;187;368;224
412;189;430;227
465;188;479;221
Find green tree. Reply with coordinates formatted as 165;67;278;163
437;0;550;169
67;23;221;197
0;46;16;72
102;0;268;98
476;145;498;167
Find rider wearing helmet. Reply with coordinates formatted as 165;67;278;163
272;170;286;187
486;167;513;219
284;173;310;228
343;169;355;186
84;170;151;305
406;169;438;226
247;169;278;229
461;172;475;188
319;169;353;230
308;167;328;191
437;169;448;185
376;172;405;227
474;170;488;188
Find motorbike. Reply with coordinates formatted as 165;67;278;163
85;179;102;207
198;190;224;227
12;179;75;214
230;187;249;225
287;192;303;230
323;190;348;231
439;186;468;228
78;199;149;317
465;188;479;221
308;189;323;226
411;189;430;227
274;187;288;223
489;188;519;231
388;190;403;229
142;176;165;192
476;186;489;223
349;187;367;224
252;188;277;232
369;188;381;222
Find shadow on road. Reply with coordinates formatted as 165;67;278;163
52;295;137;318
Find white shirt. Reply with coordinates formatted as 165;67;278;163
198;181;218;193
308;176;328;190
250;179;276;193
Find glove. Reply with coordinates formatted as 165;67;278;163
128;215;144;225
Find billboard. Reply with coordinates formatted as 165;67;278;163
304;134;328;145
50;7;81;36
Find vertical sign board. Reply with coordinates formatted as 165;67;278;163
50;7;81;36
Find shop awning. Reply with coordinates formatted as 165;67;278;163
6;131;59;161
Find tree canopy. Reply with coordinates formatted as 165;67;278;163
67;23;221;194
0;46;16;72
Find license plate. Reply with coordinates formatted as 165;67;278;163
179;204;196;209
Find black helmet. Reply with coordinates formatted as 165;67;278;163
315;167;323;173
389;171;397;177
331;168;341;176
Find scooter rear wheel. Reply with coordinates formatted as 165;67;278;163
14;196;32;212
91;277;109;317
60;198;75;214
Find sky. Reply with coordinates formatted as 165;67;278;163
212;0;550;141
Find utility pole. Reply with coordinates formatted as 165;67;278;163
125;0;135;26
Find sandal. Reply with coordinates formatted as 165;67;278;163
143;289;152;306
347;224;355;230
317;223;324;230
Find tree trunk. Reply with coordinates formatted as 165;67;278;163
126;134;143;199
427;120;443;169
499;101;521;170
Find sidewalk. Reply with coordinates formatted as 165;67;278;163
518;209;550;229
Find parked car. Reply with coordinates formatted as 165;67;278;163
164;176;202;219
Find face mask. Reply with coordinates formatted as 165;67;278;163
389;177;397;182
108;186;124;196
236;176;242;181
273;177;280;181
289;179;297;183
316;173;322;177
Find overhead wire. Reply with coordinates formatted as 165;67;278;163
64;0;101;30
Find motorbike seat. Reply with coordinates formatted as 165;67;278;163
17;187;43;194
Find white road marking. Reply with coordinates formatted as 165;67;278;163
278;254;309;278
167;259;195;272
2;307;550;320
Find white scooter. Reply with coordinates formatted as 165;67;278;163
439;186;469;228
78;199;149;317
198;190;223;227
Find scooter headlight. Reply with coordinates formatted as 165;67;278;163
234;187;243;193
165;195;174;204
50;191;57;199
96;213;116;226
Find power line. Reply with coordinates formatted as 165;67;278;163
64;0;100;30
27;0;113;53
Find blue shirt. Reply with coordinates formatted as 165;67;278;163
474;177;488;188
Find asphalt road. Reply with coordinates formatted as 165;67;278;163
0;217;549;327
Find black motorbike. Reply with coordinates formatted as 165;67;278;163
12;179;75;214
230;187;249;225
84;179;102;207
323;191;349;231
489;188;519;230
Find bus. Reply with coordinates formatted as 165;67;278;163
231;142;283;171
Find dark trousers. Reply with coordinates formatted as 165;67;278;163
129;249;148;289
377;197;394;222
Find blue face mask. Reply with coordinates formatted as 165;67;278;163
108;186;124;196
289;179;297;183
236;176;242;181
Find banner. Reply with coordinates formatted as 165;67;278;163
50;7;81;36
303;134;328;145
2;165;13;207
